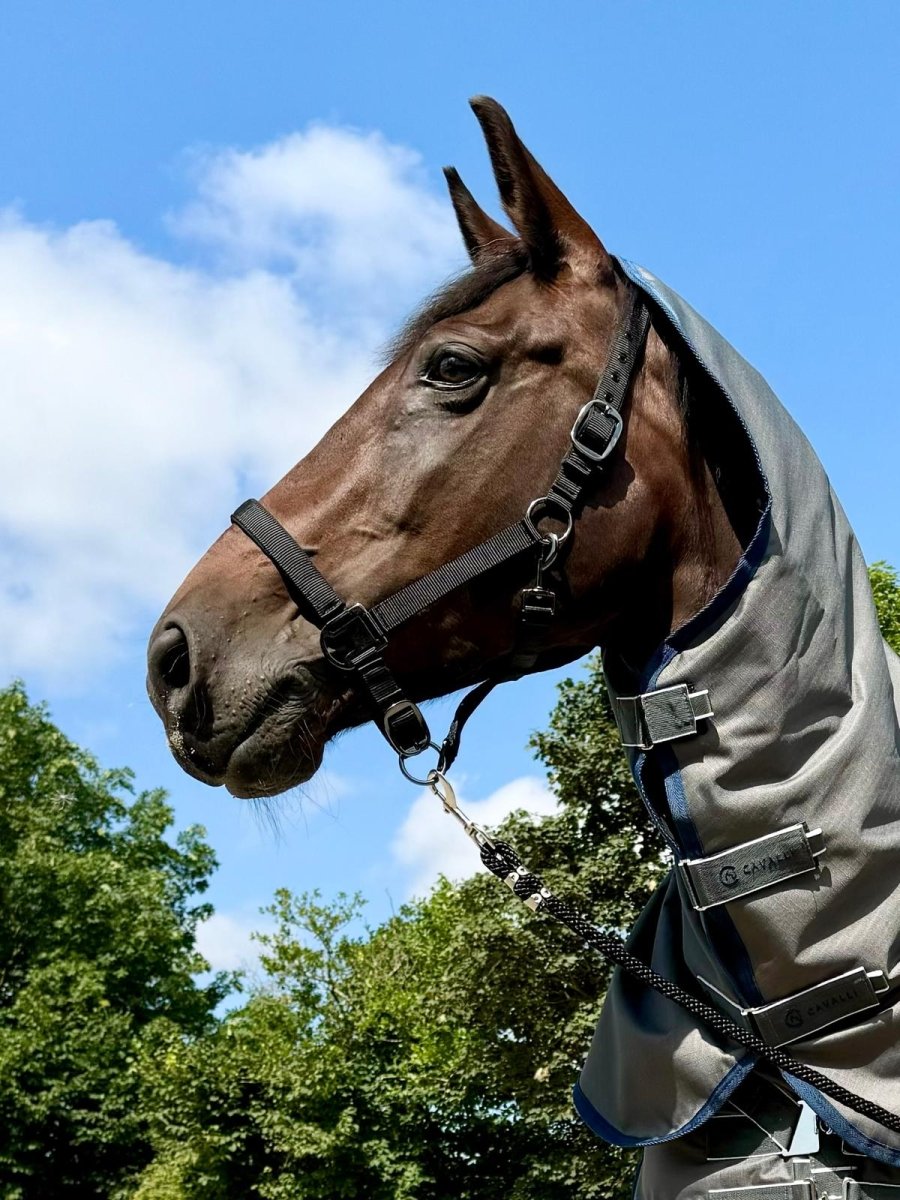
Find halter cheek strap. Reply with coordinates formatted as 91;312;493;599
231;287;651;769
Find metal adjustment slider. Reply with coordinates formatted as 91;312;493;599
679;824;827;911
382;699;430;756
570;398;624;464
320;603;388;670
518;586;556;630
501;863;552;912
608;682;714;750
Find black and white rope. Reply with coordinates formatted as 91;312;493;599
479;838;900;1137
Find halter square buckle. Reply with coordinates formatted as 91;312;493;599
320;604;387;671
570;399;624;464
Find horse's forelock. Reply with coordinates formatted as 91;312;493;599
381;245;530;366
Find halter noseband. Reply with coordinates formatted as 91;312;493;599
231;286;651;776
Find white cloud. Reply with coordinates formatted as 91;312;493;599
390;776;559;899
0;123;462;685
195;909;271;974
172;125;459;302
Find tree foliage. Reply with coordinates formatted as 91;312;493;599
0;683;228;1198
871;561;900;654
132;667;665;1196
2;562;898;1197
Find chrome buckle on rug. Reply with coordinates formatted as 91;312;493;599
608;682;714;750
679;824;826;911
700;967;890;1049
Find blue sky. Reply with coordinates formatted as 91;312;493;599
2;2;898;974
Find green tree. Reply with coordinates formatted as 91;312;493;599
135;560;900;1198
871;561;900;654
134;670;661;1198
0;683;229;1198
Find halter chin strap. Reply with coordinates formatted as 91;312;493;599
231;286;651;770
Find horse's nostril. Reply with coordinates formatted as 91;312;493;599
148;621;216;748
149;624;193;697
160;640;190;690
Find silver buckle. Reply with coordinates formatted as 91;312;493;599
570;399;624;464
701;968;890;1048
679;824;827;911
708;1183;815;1199
610;683;713;750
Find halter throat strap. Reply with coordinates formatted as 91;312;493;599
231;287;651;765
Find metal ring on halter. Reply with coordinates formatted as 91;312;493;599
524;496;575;552
398;740;442;785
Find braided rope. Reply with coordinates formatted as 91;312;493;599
479;839;900;1136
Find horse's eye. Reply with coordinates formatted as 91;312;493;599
423;348;484;388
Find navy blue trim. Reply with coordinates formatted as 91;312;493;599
586;260;899;1156
669;504;771;656
617;257;772;525
575;259;774;1150
615;257;776;1010
631;749;681;854
783;1074;900;1169
700;904;765;1008
617;253;773;672
618;279;773;680
655;746;703;858
572;1054;757;1148
600;259;895;1161
636;601;769;1008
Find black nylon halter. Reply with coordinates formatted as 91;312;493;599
231;286;651;770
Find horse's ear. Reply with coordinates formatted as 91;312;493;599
469;96;614;284
443;166;517;264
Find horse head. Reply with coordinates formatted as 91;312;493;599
147;98;741;798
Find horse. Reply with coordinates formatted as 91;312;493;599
147;98;900;1199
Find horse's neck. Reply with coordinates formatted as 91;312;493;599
607;350;744;672
669;406;745;630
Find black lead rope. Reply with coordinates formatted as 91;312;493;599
476;835;900;1137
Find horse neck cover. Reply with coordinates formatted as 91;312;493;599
575;260;900;1167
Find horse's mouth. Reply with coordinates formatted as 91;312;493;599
163;670;352;800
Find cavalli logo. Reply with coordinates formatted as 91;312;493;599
784;1007;804;1030
717;845;798;891
780;983;865;1031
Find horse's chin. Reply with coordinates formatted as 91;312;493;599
166;722;324;799
221;691;343;798
223;726;325;799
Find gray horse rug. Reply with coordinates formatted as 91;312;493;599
575;260;900;1198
